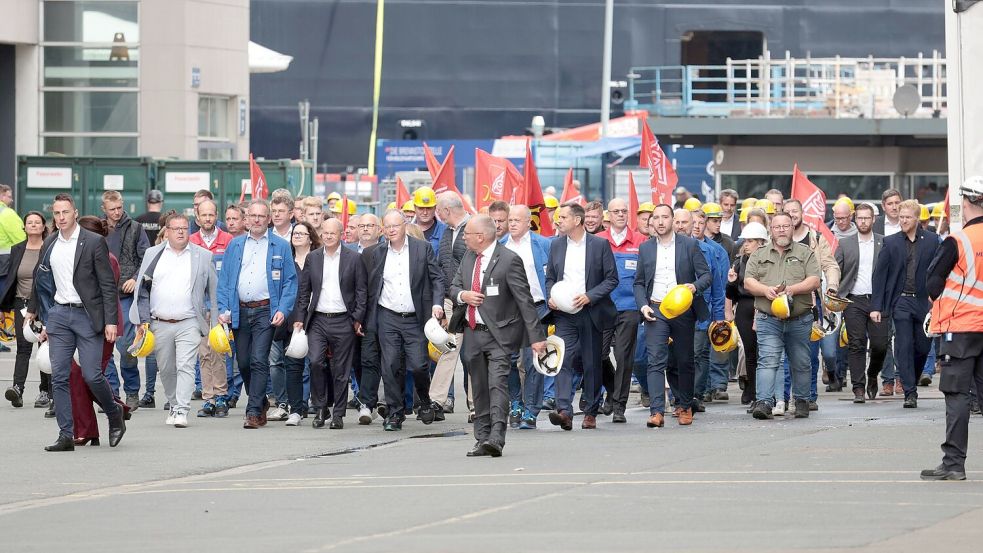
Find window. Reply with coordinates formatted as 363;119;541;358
44;1;139;43
198;96;234;160
44;136;137;156
44;46;139;87
44;91;137;133
910;174;948;204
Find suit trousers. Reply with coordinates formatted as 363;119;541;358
234;305;275;418
462;326;511;448
892;296;931;399
47;304;119;439
379;309;432;416
600;310;640;414
644;310;696;414
938;352;983;473
308;313;356;417
735;299;758;403
554;310;604;417
198;335;229;401
844;295;889;391
151;318;200;416
356;328;382;408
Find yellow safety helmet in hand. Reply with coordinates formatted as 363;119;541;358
823;292;852;313
128;323;155;358
839;324;849;347
427;342;442;363
683;197;703;212
208;324;232;355
413;186;437;208
810;324;825;342
708;321;738;352
771;294;791;319
659;285;694;319
754;199;776;215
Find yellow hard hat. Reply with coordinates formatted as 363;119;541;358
602;210;610;222
659;285;694;319
739;208;750;223
701;202;723;218
327;192;342;202
708;321;738;352
128;324;155;358
553;209;561;224
683;197;703;212
413;186;437;208
754;199;776;215
427;342;442;363
839;324;849;347
547;324;555;336
331;198;357;215
931;202;945;219
401;200;416;212
919;204;930;222
544;195;559;209
810;324;825;342
824;292;852;313
771;294;791;319
835;197;855;213
386;201;397;210
637;201;655;214
208;324;232;355
741;197;758;210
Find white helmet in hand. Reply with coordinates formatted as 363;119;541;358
425;317;457;354
285;328;309;359
550;280;582;314
36;342;51;374
533;335;565;376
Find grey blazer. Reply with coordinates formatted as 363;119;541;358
129;242;219;336
835;232;883;296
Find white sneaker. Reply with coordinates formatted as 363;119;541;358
285;413;302;426
772;401;786;416
173;413;188;428
165;411;176;425
269;404;289;421
358;406;372;425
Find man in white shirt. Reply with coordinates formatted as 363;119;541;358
130;213;218;428
719;189;741;240
878;189;903;237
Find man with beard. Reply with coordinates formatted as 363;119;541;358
355;213;383;253
412;186;446;253
831;200;858;241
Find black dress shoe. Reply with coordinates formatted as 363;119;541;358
432;402;445;421
44;402;56;418
108;413;126;447
612;412;627;423
480;442;503;457
44;435;75;452
312;414;325;428
904;396;918;408
466;443;489;457
920;465;966;481
329;417;343;429
866;379;878;400
853;389;866;404
599;400;614;416
227;396;238;409
418;405;435;424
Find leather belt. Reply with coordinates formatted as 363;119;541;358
470;323;490;332
152;317;188;324
847;294;871;299
534;300;545;307
57;302;84;309
240;299;270;308
381;306;415;318
317;311;349;319
901;292;918;297
759;310;811;322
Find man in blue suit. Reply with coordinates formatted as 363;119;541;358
871;199;940;408
217;199;297;429
502;205;552;429
545;203;619;431
634;204;712;427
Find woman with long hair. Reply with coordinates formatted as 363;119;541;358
2;211;51;410
727;221;770;409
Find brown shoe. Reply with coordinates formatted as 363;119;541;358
881;382;894;396
678;408;693;425
646;413;664;428
243;415;261;429
671;407;682;418
258;397;270;426
548;411;573;431
581;415;596;429
894;381;904;395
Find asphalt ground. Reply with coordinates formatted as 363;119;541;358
1;352;982;553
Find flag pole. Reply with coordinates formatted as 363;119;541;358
600;0;614;138
366;0;385;177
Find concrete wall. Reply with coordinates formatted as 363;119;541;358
713;145;948;175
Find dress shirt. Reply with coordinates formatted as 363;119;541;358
51;224;82;305
459;242;497;325
903;236;917;294
451;215;471;244
562;233;587;295
650;236;678;302
504;232;545;302
721;215;735;237
150;245;196;320
238;233;271;302
315;246;347;314
379;241;415;313
610;226;628;247
198;228;218;248
883;218;901;237
852;234;875;295
272;224;293;241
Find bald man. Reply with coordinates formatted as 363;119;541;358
673;208;694;236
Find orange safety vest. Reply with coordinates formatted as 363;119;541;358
930;224;983;334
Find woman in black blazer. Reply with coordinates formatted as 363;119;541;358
2;211;50;409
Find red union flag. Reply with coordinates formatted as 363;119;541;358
627;172;640;231
560;168;585;206
241;153;268;202
640;120;677;205
791;164;838;252
474;149;523;212
395;176;411;208
521;140;555;236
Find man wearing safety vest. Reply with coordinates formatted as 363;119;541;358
921;176;983;481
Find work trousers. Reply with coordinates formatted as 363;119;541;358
151;318;200;416
938;352;983;473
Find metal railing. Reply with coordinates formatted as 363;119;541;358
626;50;946;119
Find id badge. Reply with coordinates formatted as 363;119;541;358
272;270;281;281
215;260;223;272
624;259;637;271
486;285;500;297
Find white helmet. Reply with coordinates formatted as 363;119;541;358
924;312;939;338
739;221;769;241
22;319;43;344
960;176;983;203
285;328;309;359
533;335;565;376
36;342;51;374
550;280;582;314
424;317;456;354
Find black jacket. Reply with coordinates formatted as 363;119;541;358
295;246;368;328
0;241;40;309
106;212;149;292
365;236;445;329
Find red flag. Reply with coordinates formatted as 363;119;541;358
522;141;555;237
422;142;440;176
627;172;640;231
395;177;411;208
560;168;585;206
340;194;350;230
424;144;474;214
943;187;951;221
640;120;677;205
474;149;523;212
241;153;269;203
791;164;838;252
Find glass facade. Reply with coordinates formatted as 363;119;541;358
719;173;894;205
198;95;234;160
41;0;139;156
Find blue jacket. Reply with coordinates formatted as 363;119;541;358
697;236;728;329
597;228;646;312
499;231;551;297
217;229;297;328
872;228;939;317
423;219;447;253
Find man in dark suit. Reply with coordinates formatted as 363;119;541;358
28;193;125;451
719;189;742;241
633;204;712;427
835;203;888;402
295;218;367;429
356;237;385;422
366;209;445;430
449;215;545;457
872;199;939;408
545;203;618;431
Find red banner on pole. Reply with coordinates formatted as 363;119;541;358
640;120;677;205
474;149;523;212
791;164;838;252
395;177;411;208
522;140;555;237
560;168;585;206
627;172;640;231
241;153;269;203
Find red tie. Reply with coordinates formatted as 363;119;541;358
468;253;483;329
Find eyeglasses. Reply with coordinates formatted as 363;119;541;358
357;224;377;229
167;227;188;232
609;209;628;215
771;224;792;231
292;232;310;237
382;224;403;231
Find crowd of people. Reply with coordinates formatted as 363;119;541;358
0;178;980;475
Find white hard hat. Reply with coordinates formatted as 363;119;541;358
22;319;43;344
923;312;939;338
285;328;309;359
960;176;983;201
36;342;51;374
424;317;457;354
550;280;582;314
533;335;565;376
739;221;769;241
